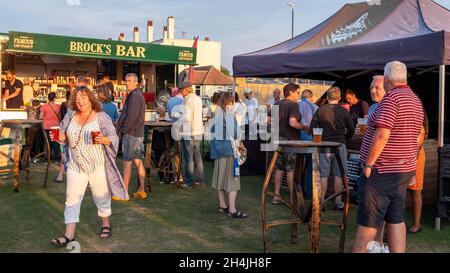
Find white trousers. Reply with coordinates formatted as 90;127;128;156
64;166;111;224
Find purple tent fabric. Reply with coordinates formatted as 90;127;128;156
233;0;450;77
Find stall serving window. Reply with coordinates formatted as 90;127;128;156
123;61;140;81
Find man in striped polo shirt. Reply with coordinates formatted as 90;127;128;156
352;61;424;253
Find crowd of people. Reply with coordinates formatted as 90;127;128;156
264;60;427;253
9;61;425;252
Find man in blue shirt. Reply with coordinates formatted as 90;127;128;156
367;75;385;118
167;88;184;122
298;89;319;199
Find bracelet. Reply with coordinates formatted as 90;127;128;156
364;163;374;169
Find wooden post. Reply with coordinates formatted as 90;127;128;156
144;127;154;193
13;130;20;192
42;125;50;188
261;149;279;253
310;152;321;253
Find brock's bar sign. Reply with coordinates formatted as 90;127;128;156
7;31;197;65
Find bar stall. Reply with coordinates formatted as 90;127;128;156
0;30;197;189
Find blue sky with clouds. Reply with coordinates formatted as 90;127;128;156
1;0;449;71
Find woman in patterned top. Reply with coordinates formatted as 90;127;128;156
50;86;128;247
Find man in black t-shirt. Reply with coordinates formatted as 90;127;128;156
311;87;355;210
271;83;305;213
345;89;369;126
3;70;24;109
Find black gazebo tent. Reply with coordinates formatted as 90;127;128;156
233;0;450;229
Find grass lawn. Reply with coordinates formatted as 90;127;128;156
0;159;449;253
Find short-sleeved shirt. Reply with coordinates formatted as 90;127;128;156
299;99;319;140
40;102;61;130
349;100;369;126
5;79;24;108
275;99;301;140
367;103;379;118
360;85;424;174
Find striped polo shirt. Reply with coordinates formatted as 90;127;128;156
67;119;105;174
360;85;423;174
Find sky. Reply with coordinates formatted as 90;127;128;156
0;0;449;72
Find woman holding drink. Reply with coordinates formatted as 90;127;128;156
50;86;128;247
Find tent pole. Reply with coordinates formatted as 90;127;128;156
232;77;236;97
438;65;445;148
436;65;446;232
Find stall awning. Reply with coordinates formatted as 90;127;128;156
233;0;450;78
5;31;197;65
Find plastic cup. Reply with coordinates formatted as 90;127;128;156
91;131;101;144
313;128;323;143
358;118;368;134
50;126;60;142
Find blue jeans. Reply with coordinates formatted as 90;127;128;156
182;139;204;186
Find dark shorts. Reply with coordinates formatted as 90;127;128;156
122;134;144;161
276;152;296;172
357;169;415;228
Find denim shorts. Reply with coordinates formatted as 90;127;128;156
319;144;348;178
357;169;415;228
122;134;144;161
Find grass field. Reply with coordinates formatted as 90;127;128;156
0;160;449;253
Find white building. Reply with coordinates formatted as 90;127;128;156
151;17;222;77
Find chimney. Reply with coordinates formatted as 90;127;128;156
147;20;154;43
205;37;210;41
133;26;140;42
167;16;175;40
163;26;168;40
118;33;125;41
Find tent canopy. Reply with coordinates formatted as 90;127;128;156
233;0;450;78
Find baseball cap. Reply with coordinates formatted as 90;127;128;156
178;81;192;89
244;89;252;94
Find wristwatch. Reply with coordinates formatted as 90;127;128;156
364;163;374;170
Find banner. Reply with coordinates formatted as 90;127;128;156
7;31;197;65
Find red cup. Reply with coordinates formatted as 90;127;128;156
91;131;101;144
50;126;60;142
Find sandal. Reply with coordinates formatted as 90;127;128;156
99;226;112;238
50;235;74;247
218;207;229;213
271;194;282;205
228;210;248;219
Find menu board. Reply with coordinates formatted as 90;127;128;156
347;150;361;205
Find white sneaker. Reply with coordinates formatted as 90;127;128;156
367;241;382;253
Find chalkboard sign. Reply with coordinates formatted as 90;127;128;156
97;60;116;80
347;150;361;205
